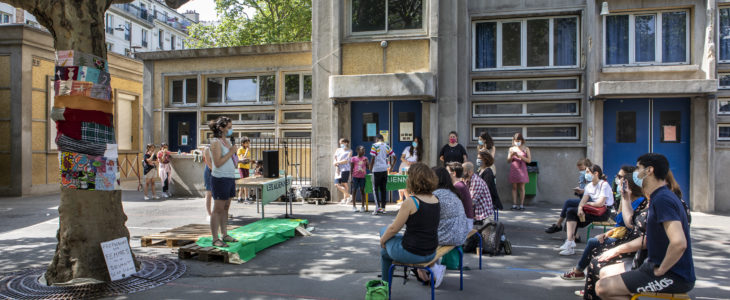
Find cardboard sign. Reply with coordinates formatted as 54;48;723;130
261;176;292;205
100;237;136;281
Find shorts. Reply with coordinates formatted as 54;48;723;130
239;168;250;179
336;171;350;184
203;166;212;191
351;177;366;192
620;261;694;294
211;176;236;200
144;169;157;180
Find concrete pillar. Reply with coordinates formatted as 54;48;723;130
142;61;154;147
690;97;714;212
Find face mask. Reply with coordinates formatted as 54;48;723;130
226;129;233;137
584;172;593;182
340;144;346;148
633;170;645;187
478;140;484;146
412;142;418;147
515;141;522;146
449;138;457;144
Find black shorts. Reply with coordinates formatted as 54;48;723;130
621;261;694;294
211;176;236;200
336;171;350;184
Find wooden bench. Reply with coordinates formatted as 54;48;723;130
630;292;690;300
586;219;616;240
387;229;482;300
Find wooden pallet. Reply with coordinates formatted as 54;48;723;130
141;224;238;248
178;243;233;263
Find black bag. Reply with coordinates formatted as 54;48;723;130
481;222;505;256
463;233;480;253
300;186;331;202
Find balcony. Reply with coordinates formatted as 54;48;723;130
112;3;154;25
154;11;192;34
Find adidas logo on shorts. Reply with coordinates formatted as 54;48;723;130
636;278;674;293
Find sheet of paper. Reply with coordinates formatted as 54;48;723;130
663;125;677;142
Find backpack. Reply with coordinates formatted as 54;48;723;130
481;221;512;256
365;280;389;300
300;186;331;203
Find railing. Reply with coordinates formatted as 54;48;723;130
245;137;312;187
154;11;192;33
112;3;154;25
118;153;143;191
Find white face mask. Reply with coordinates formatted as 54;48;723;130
515;141;522;146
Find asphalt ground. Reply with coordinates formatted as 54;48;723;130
0;186;728;300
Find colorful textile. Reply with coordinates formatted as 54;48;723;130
54;66;80;81
56;120;82;140
56;50;109;72
196;218;309;264
59;151;119;190
350;156;368;178
81;122;115;144
90;83;112;101
370;142;394;173
468;173;494;221
54;107;113;126
56;134;107;156
54;95;113;114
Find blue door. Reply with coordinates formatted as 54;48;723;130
603;98;691;201
391;101;422;171
168;112;197;153
351;101;390;155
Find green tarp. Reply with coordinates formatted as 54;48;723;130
197;218;308;264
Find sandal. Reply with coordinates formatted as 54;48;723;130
222;235;239;243
212;239;227;247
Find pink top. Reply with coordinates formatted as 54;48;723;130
351;156;369;178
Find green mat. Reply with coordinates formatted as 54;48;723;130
197;218;309;264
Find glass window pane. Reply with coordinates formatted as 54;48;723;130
525;78;577;91
226;77;257;102
284;111;312;120
352;0;385;32
185;78;197;104
474;104;522;116
527;19;550;67
474;127;522;139
303;75;312;99
635;15;656;62
171;80;183;103
207;77;222;103
240;112;275;123
606;15;629;65
474;80;523;93
554;17;577;66
475;22;497;69
284;131;312;138
259;75;275;102
285;74;300;101
720;9;730;61
720;126;730;139
206;113;239;122
616;111;637;143
363;113;379;142
662;11;687;63
526;126;577;138
526;102;578;115
659;111;681;143
720;100;730;114
719;74;730;88
502;22;522;66
388;0;422;30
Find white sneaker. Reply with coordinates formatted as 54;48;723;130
558;240;576;251
164;192;171;198
352;207;358;213
153;195;160;199
559;247;576;256
144;196;150;200
432;263;446;289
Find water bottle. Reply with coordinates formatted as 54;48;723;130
178;149;181;155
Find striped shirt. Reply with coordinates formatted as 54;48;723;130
370;142;394;173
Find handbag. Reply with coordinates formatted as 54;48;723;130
583;181;608;216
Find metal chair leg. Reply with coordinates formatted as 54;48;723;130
387;264;396;298
477;232;483;270
425;266;435;300
458;246;464;290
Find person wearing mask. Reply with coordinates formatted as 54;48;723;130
398;136;423;203
143;144;158;200
208;117;240;248
156;143;173;198
439;131;468;165
334;138;353;205
476;132;497;176
370;134;395;214
508;133;531;210
545;158;593;234
477;151;503;211
462;162;494;225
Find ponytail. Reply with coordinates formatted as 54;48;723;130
589;165;607;181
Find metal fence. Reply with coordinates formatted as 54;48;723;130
246;137;312;187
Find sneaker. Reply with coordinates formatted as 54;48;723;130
559;247;576;256
144;196;150;200
574;290;585;297
561;269;585;280
432;264;446;289
545;224;563;234
162;192;170;198
558;240;576;251
511;205;518;210
352;207;359;213
519;206;525;211
378;208;385;214
371;210;379;216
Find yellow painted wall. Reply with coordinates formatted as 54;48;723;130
342;39;430;75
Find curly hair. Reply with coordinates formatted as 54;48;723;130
407;162;438;195
478;150;494;168
208;116;232;138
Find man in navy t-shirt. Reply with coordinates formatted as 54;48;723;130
596;153;694;299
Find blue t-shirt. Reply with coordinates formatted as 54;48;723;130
614;197;646;227
647;185;695;283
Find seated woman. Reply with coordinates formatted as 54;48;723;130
558;166;644;281
477;151;503;212
379;162;440;283
559;165;614;256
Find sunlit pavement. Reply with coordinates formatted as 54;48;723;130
1;184;728;299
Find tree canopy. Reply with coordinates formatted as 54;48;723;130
185;0;311;48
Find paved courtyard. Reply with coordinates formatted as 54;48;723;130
0;185;728;299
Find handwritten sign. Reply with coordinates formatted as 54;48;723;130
261;176;292;205
100;237;136;281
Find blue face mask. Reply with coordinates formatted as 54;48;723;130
633;170;644;187
584;172;593;182
340;144;346;148
478;140;484;146
226;129;233;137
412;142;418;147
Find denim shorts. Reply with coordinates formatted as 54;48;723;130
211;176;236;200
203;166;212;191
351;177;366;192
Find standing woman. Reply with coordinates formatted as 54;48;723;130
398;136;423;203
202;144;213;221
208;117;240;248
157;143;173;198
477;132;497;176
508;133;531;210
333;138;353;204
143;144;158;200
439;131;468;165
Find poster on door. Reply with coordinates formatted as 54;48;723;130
380;130;389;144
399;122;413;141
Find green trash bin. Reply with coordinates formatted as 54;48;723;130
525;161;538;195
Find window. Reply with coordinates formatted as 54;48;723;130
720;74;730;89
159;29;164;49
106;43;113;52
205;113;239;123
719;99;730;114
171;35;176;50
473;16;579;70
240;112;275;124
473;77;579;94
720;125;730;140
285;74;313;102
105;14;114;34
124;48;131;56
282;111;312;123
604;11;688;65
141;30;148;48
473;101;579;117
283;131;312;138
124;21;131;41
719;8;730;62
116;93;137;151
616;111;637;143
206;75;275;104
472;125;579;140
350;0;423;33
169;78;197;105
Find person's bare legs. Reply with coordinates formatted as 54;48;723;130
596;274;632;300
205;191;212;216
519;183;526;207
566;220;577;242
335;183;347;202
144;178;149;197
599;263;627;279
511;183;518;206
220;198;232;238
211;199;226;242
343;182;350;200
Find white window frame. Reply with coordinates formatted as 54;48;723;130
0;12;12;24
206;74;276;105
169;77;198;106
472;77;580;94
719;99;730;115
472;100;580;117
237;111;276;125
719;124;730;141
602;10;690;66
283;73;313;103
346;0;427;36
281;110;312;124
471;124;580;141
471;16;580;71
282;130;313;139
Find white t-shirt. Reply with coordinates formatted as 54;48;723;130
402;146;418;163
334;148;352;172
584;180;614;207
370;142;394;173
